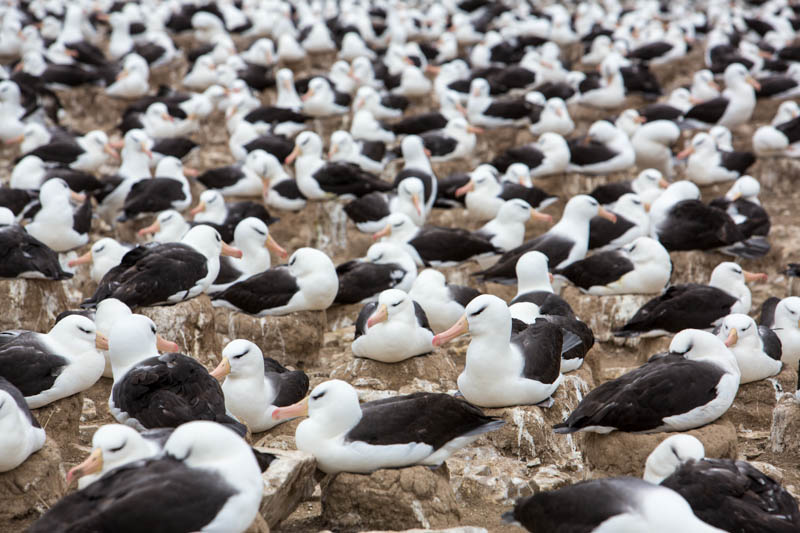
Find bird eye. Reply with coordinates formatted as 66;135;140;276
78;326;92;334
312;390;326;400
470;304;487;317
150;324;156;334
233;349;248;359
289;257;296;266
215;234;221;242
95;245;105;252
393;222;403;228
391;300;402;307
109;440;127;452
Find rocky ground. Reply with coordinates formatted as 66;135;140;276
1;37;800;533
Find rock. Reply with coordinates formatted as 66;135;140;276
725;366;797;431
140;295;219;366
482;365;594;465
32;394;83;463
447;446;534;506
322;466;461;531
244;514;270;533
0;438;65;532
330;351;460;393
252;446;316;530
770;395;800;457
0;279;69;332
214;308;326;369
579;419;738;478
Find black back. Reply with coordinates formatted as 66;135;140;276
410;226;498;265
211;266;300;314
390;112;448;135
512;321;562;385
568;139;619;166
615;284;738;336
335;260;406;305
346;392;501;449
491;145;544;173
314;163;394;197
498;182;555;209
262;357;310;407
588;212;636;249
589;181;633;206
121;178;186;219
0;332;68;397
759;296;780;327
554;354;725;432
557;250;634;290
82;243;208;309
662;458;800;533
113;353;245;436
0;225;72;280
29;457;237;533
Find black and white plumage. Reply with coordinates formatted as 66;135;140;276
554;329;740;434
653;196;768;259
272;379;503;474
107;314;246;437
759;296;800;368
567;120;635;175
503;476;725;533
467;78;540;128
83;225;242;309
22;130;118;172
0;376;46;472
433;295;564;407
684;63;760;129
614;262;765;338
474;195;617;284
420;118;480;162
557;237;672;296
456;164;557;222
0;208;72;280
212;248;338;316
25;178;92;253
0;315;104;408
589;168;668;206
708;176;770;238
210;340;309;432
344;177;426;233
191;190;279;243
118;157;192;222
30;421;263;533
509;251;575;318
352;290;434;363
588;193;650;251
408;269;481;334
374;212;500;267
646;434;800;533
716;313;782;384
679;132;755;185
287;131;393;200
208;217;288;295
334;243;417;305
68;424;172;488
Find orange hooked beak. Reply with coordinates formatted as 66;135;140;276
432;314;469;346
209;356;230;379
221;242;243;258
157;335;179;353
301;88;314;102
68;250;93;268
141;141;153;159
454;180;475;197
272;396;309;420
138;220;160;236
743;270;767;282
466;124;484;134
412;194;422;216
724;328;738;348
285;145;300;165
189;201;206;217
265;234;289;259
367;304;389;327
95;333;109;351
676;146;694;160
66;448;103;486
746;76;761;91
183;167;199;177
104;143;120;160
597;207;617;223
372;224;391;241
70;190;87;203
532;210;553;223
4;134;24;145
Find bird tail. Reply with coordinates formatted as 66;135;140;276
720;236;770;259
612;328;641;338
552;422;575;434
501;510;519;524
251;448;277;472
